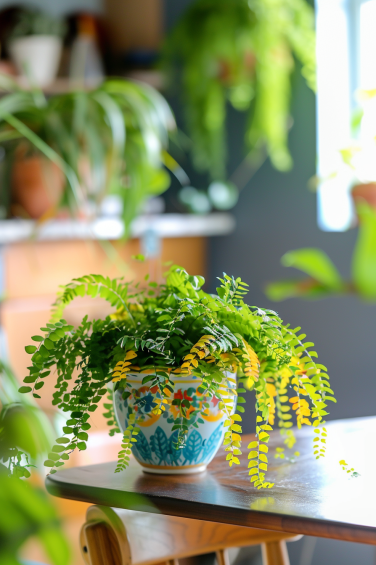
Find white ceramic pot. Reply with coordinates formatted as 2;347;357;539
9;35;62;87
114;372;236;474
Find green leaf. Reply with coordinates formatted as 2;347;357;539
281;248;343;289
25;345;37;354
39;345;50;358
19;386;32;393
24;376;38;383
44;459;56;467
31;335;44;342
352;202;376;299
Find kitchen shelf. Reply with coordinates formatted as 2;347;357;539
0;213;235;245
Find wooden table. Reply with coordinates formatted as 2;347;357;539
46;416;376;547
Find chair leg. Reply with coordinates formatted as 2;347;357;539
216;549;230;565
261;540;290;565
83;522;122;565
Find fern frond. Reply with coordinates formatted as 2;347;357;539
115;413;138;473
181;334;216;373
50;275;136;326
233;338;260;389
112;350;137;382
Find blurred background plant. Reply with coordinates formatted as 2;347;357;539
7;8;67;40
0;358;70;565
162;0;316;211
266;202;376;302
0;74;175;236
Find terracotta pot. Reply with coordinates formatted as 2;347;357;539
114;371;236;475
12;156;64;219
351;182;376;210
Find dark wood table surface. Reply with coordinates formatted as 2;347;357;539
46;416;376;545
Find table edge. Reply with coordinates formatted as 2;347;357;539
46;474;376;546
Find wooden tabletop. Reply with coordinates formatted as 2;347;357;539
46;416;376;545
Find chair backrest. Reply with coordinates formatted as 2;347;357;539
80;505;298;565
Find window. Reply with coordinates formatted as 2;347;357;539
316;0;376;231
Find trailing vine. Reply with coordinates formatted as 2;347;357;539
19;267;336;487
162;0;316;181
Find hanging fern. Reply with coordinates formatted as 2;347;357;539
162;0;316;180
19;266;336;488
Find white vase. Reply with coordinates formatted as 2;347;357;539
114;371;237;474
9;35;62;87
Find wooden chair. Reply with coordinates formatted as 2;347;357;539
80;505;300;565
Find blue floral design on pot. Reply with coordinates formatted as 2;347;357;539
113;372;236;474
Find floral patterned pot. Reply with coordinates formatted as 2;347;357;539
114;372;236;474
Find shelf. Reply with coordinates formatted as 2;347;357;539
0;213;235;245
8;71;164;94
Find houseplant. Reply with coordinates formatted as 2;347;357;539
162;0;316;184
19;265;335;489
265;202;376;302
7;8;66;87
0;359;70;565
0;74;174;233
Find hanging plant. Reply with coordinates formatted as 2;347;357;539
162;0;316;182
19;266;335;488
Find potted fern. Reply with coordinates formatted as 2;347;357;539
19;266;335;489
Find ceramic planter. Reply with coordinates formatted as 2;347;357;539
9;36;62;87
114;372;236;474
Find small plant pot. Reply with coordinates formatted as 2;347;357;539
11;156;64;219
114;372;236;474
9;35;62;87
351;182;376;211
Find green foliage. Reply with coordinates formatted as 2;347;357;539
352;203;376;299
20;267;335;488
281;249;343;289
267;248;346;300
0;359;52;476
0;474;70;565
8;8;66;40
0;360;69;565
266;202;376;302
162;0;316;180
0;76;175;235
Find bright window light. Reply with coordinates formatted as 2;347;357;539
316;0;376;231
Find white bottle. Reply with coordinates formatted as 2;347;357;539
69;14;104;87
